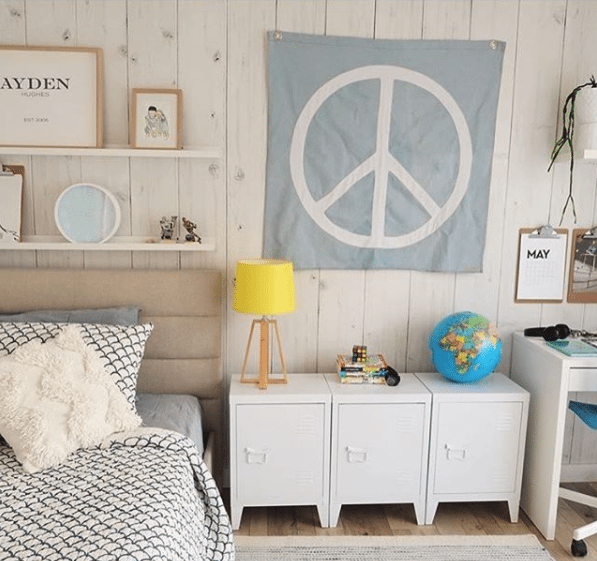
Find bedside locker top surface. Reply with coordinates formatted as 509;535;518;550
415;372;529;400
324;372;431;403
229;373;331;403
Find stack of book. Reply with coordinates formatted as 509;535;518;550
336;353;388;384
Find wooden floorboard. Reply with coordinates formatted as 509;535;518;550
223;485;597;560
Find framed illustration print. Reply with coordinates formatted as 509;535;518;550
568;228;597;303
131;89;182;149
0;46;103;148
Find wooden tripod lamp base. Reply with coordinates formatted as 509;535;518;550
240;317;288;390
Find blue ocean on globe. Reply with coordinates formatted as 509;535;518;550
429;311;502;383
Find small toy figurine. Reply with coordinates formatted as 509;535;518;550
159;215;177;241
182;216;201;243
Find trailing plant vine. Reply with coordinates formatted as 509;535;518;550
548;75;597;224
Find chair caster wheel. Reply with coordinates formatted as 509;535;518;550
571;539;587;557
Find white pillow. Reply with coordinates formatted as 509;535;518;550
0;325;141;473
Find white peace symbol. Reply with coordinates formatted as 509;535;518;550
290;65;473;249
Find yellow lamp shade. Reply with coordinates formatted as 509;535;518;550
233;259;295;316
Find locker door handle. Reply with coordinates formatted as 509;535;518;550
445;444;466;460
245;447;269;464
346;446;368;463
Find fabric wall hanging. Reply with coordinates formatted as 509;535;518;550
263;31;504;271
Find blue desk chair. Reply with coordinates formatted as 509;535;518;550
559;401;597;557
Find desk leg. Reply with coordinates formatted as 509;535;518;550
511;337;569;540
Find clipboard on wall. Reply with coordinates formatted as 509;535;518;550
0;164;24;244
515;226;568;302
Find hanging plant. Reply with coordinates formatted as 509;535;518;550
548;75;597;224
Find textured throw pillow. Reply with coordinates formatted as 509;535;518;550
0;325;142;473
0;322;154;409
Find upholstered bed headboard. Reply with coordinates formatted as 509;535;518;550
0;268;224;482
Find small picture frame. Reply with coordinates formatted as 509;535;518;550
568;228;597;303
131;88;182;149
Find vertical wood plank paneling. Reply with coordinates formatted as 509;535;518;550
23;0;82;269
452;1;518;361
0;1;26;44
226;0;276;376
405;0;471;372
276;0;326;33
275;0;326;374
74;0;128;146
375;0;424;40
422;0;471;38
315;0;376;373
74;0;131;269
178;0;227;272
24;0;76;47
496;0;567;369
325;0;375;37
127;0;179;270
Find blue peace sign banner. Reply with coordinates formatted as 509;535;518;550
263;31;505;271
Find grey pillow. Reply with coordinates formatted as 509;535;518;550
0;307;140;326
135;393;204;455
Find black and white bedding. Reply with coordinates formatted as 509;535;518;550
0;317;235;560
0;428;234;560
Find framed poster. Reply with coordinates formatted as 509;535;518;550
0;46;103;148
131;89;182;149
568;228;597;302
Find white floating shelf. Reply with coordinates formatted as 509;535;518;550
0;145;222;159
581;149;597;161
2;236;215;252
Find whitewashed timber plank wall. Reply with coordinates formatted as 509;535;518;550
2;0;597;472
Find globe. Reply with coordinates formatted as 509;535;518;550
429;311;502;383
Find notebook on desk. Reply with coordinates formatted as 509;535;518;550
546;339;597;356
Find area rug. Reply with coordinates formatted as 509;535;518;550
234;534;556;561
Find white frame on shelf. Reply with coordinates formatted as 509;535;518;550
4;236;215;252
0;145;222;159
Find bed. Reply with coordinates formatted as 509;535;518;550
0;268;234;561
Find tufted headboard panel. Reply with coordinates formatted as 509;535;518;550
0;268;224;483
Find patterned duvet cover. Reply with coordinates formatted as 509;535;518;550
0;428;235;561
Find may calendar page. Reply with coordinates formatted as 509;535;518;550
516;230;567;301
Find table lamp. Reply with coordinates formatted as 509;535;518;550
233;259;295;389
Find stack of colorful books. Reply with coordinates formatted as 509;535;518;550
336;353;388;384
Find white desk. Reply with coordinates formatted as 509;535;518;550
511;332;597;540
